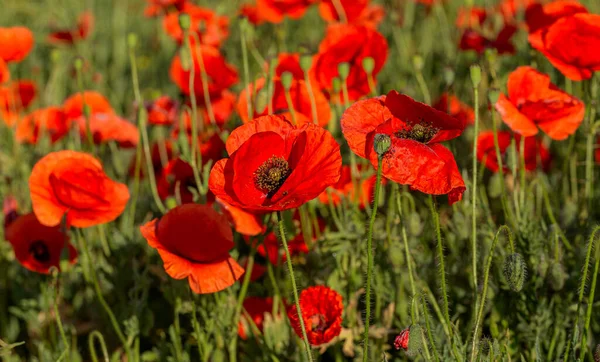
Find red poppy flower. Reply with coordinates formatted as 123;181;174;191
0;80;37;126
459;24;517;55
5;213;77;274
209;114;342;211
170;45;238;98
3;196;19;229
163;3;229;47
216;197;263;237
477;131;551;172
525;1;587;49
15;107;71;144
287;285;343;345
144;0;186;17
0;27;34;63
0;58;9;84
433;93;475;126
317;165;382;208
495;66;584;140
237;77;331;127
157;157;196;204
48;11;94;44
342;91;466;204
530;13;600;80
312;24;388;101
176;90;236;129
147;95;179;126
271;53;304;80
497;0;535;22
63;91;113;119
253;0;316;23
238;297;275;339
318;0;384;28
239;4;267;25
140;203;244;294
29;150;130;228
456;6;487;28
74;112;139;148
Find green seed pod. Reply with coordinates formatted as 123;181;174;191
299;54;312;72
373;133;391;157
412;55;424;71
127;33;138;49
443;67;455;87
178;13;191;31
74;57;84;71
254;89;268;114
50;49;62;64
337;62;350;80
503;253;527;292
165;197;178;210
280;71;293;90
488;88;501;105
549;262;567;291
362;57;375;74
406;324;424;357
331;77;341;94
407;212;422;236
470;65;482;87
487;172;503;199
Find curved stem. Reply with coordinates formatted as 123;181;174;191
283;88;297;124
190;293;206;361
88;330;109;362
490;110;512;223
362;157;383;362
276;211;313;362
74;62;95;153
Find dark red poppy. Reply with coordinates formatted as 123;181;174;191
236;77;331;127
495;66;584;140
0;27;34;63
209;114;342;211
456;6;487;28
317;165;382;208
48;12;94;44
459;24;517;55
163;3;229;47
529;13;600;80
157;157;196;204
238;297;275;339
0;58;9;84
3;196;19;229
140;203;244;294
476;131;551;172
287;285;343;346
62;91;113;119
5;213;77;274
526;1;587;50
29;150;130;228
433;93;475;126
312;24;387;101
341;91;466;204
216;197;263;237
144;0;186;17
169;45;238;98
253;0;316;23
147;95;179;126
318;0;384;28
16;106;71;144
74;112;139;148
239;4;267;25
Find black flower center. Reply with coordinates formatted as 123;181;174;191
309;313;328;332
395;122;439;143
29;240;51;263
253;156;291;198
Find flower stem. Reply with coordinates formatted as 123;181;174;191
362;157;383;362
422;294;440;362
52;272;69;361
276;211;313;362
88;330;109;362
581;231;600;359
471;75;480;291
190;293;206;361
240;20;253;118
394;185;418;318
229;249;255;362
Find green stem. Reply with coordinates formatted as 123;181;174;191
422;294;441;362
415;68;431;105
229;250;255;362
581;232;600;359
190;294;206;361
75;61;95;153
490;110;512;223
52;274;70;361
394;185;418;318
88;330;109;362
240;20;253;118
362;157;383;362
303;70;319;124
283;88;297;124
519;136;526;209
188;32;214;127
471;76;480;291
276;211;313;362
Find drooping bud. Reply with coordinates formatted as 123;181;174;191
548;262;567;291
362;57;375;74
178;13;191;31
337;62;350;80
280;71;294;91
299;54;312;73
503;253;527;292
470;65;482;87
373;133;391;157
394;328;409;350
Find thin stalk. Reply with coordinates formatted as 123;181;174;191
190;294;207;361
362;157;383;362
471;76;480;291
75;61;95;152
415;68;431;105
188;32;215;127
303;69;319;124
519;136;526;209
88;330;109;362
240;20;253;118
490;110;512;223
229;250;256;362
394;185;418;318
422;295;441;362
283;88;297;124
276;211;314;362
581;233;600;359
52;275;70;361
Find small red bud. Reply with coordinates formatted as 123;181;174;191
394;328;410;350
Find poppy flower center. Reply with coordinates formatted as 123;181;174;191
253;156;291;197
308;313;328;332
395;122;439;143
29;240;51;263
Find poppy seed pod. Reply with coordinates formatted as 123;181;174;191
503;253;527;292
470;65;482;87
280;71;293;90
299;54;312;72
412;55;424;71
337;62;350;80
127;33;138;48
178;13;191;31
373;133;391;157
362;57;375;74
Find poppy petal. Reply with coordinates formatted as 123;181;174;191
494;93;539;137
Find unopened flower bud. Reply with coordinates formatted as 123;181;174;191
362;57;375;74
549;262;567;291
488;88;501;105
178;13;191;31
503;253;527;292
74;57;84;71
127;33;138;49
299;54;312;73
443;67;455;87
412;55;424;71
337;62;350;80
373;133;391;157
470;65;482;87
280;71;293;90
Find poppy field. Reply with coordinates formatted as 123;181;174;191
2;0;600;361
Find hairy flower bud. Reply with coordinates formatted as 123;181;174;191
549;262;567;291
394;325;423;357
374;133;391;157
503;253;527;292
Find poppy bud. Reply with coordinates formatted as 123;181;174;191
412;55;424;71
443;67;454;87
337;62;350;80
165;197;178;210
127;33;138;49
178;13;191;31
51;49;61;64
362;57;375;74
488;89;501;105
470;65;482;87
503;253;527;292
548;262;567;291
394;325;423;356
332;77;341;94
299;54;312;73
374;133;391;157
280;71;293;91
74;57;84;71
